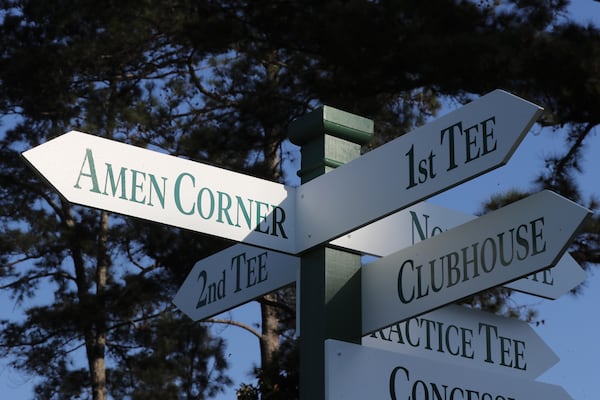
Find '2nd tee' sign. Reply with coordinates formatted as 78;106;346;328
173;243;299;321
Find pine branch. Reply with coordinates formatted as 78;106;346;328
0;270;76;290
204;317;262;340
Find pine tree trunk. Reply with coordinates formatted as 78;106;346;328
260;292;280;394
64;202;108;400
259;111;284;397
90;210;109;400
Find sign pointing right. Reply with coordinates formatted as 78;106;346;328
326;339;573;400
362;190;591;335
332;200;587;300
295;89;544;251
362;304;558;380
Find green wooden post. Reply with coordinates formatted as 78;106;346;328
289;106;373;400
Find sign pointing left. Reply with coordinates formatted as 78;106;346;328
174;243;299;321
22;131;297;254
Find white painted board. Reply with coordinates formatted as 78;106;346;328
361;190;590;334
333;201;586;299
362;304;558;379
325;339;573;400
22;131;297;253
297;89;544;251
173;243;299;321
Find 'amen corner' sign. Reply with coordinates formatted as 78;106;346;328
22;131;297;253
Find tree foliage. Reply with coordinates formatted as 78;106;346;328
0;0;599;399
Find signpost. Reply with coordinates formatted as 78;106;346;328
295;89;544;251
362;304;558;379
362;190;590;335
173;243;299;321
325;339;574;400
333;200;587;299
22;130;297;254
23;90;586;400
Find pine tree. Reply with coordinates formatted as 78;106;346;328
1;1;599;399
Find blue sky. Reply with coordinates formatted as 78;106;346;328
431;112;600;400
2;1;600;399
207;99;600;400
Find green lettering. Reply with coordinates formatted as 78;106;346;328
530;217;546;256
420;318;437;350
478;322;498;364
404;318;420;347
516;223;529;260
197;187;215;220
387;324;403;344
398;259;415;304
514;339;527;370
440;122;462;171
130;169;146;204
230;253;245;293
410;211;428;244
499;336;513;367
235;196;253;229
74;148;101;193
481;116;497;155
461;327;475;359
174;172;195;215
445;324;460;356
254;201;270;234
102;163;128;199
148;174;167;208
217;191;234;225
271;205;288;238
480;237;497;273
464;123;480;163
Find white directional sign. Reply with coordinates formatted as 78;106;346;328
362;304;558;379
325;339;573;400
330;201;474;256
362;190;590;335
333;200;586;299
296;89;544;251
22;131;297;253
173;243;299;321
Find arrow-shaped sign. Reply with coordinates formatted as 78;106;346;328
332;201;586;299
330;201;473;257
326;339;573;400
295;89;544;251
22;131;297;254
361;190;590;335
173;243;299;321
362;304;558;379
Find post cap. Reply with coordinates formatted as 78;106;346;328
289;105;374;146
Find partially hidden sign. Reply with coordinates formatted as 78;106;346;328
326;339;573;400
362;304;558;379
